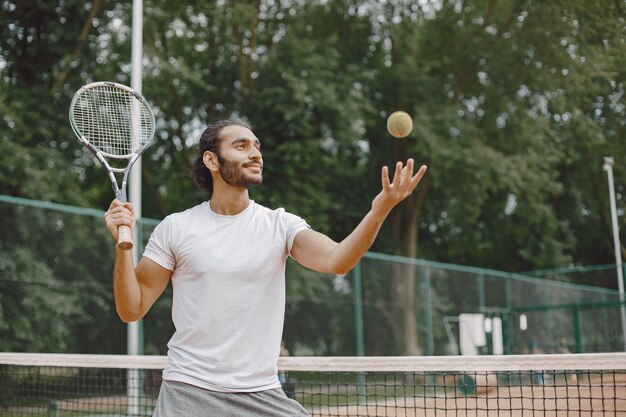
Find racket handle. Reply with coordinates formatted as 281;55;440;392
117;225;134;250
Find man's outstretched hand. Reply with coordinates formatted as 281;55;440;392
371;158;427;216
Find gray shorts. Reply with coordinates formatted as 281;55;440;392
152;380;310;417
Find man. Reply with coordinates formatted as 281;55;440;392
104;119;427;416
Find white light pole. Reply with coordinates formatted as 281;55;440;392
603;156;626;351
128;0;143;415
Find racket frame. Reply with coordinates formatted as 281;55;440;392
69;81;155;249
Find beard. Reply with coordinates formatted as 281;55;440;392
217;154;263;189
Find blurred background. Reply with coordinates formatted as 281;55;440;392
0;0;624;357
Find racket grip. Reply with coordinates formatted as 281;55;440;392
117;225;134;250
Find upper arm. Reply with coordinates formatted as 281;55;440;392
290;229;339;274
135;257;172;314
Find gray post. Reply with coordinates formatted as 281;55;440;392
128;1;144;415
603;157;626;351
351;263;367;404
422;266;434;355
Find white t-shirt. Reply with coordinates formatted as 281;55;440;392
143;200;310;392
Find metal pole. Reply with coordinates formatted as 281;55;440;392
128;1;144;415
603;156;626;351
352;263;365;357
422;266;434;355
351;263;366;404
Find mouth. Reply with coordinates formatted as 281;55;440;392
244;163;263;172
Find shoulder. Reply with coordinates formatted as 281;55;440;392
152;202;206;235
251;201;305;223
147;203;207;252
163;202;206;223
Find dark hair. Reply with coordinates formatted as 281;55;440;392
190;119;251;193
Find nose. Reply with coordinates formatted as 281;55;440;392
249;146;262;160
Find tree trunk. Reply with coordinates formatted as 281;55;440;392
383;177;429;355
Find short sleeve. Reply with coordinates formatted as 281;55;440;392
143;216;176;271
283;211;310;255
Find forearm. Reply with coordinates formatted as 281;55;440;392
328;160;426;272
112;248;143;322
292;160;426;276
328;207;389;275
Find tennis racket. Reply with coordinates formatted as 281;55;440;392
69;81;155;250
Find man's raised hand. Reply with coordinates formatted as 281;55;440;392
371;158;427;216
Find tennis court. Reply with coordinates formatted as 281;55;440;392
305;380;626;416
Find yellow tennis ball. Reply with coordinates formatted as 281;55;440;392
386;111;413;138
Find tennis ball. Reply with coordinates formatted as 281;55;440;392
386;111;413;138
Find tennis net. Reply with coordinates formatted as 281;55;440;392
1;352;625;416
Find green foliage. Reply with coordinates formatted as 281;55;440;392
284;260;354;355
0;202;126;353
0;0;624;355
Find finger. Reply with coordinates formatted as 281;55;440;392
105;213;132;229
381;166;391;190
122;202;136;217
108;199;124;210
393;162;403;184
402;159;415;184
106;209;133;220
406;158;414;173
105;204;134;224
409;165;428;188
106;205;131;217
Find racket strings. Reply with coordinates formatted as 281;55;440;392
72;85;153;157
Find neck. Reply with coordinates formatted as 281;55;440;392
209;185;250;215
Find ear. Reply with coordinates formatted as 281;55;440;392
203;151;219;172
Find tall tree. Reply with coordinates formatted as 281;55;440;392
356;0;624;354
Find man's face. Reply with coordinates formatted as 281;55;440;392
215;125;263;188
